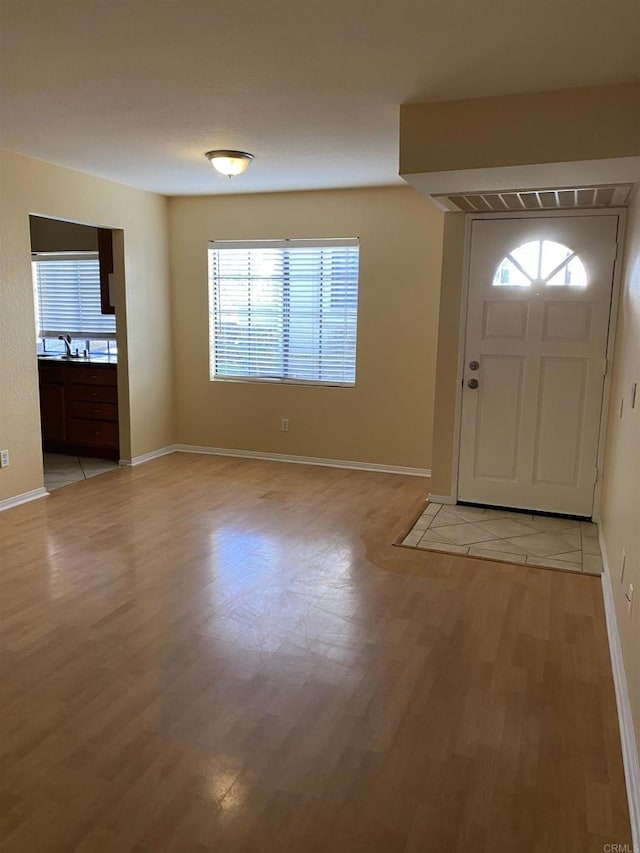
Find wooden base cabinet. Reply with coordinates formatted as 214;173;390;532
39;361;119;459
39;382;66;444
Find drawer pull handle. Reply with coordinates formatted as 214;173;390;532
94;431;101;436
93;409;100;413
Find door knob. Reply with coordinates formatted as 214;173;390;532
467;378;479;389
469;360;479;370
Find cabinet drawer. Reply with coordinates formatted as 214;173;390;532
66;366;117;386
67;384;118;404
69;401;118;422
67;418;119;449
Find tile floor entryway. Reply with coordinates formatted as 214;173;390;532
401;502;603;575
44;452;119;491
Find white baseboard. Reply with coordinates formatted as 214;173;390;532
428;493;456;505
120;446;177;467
0;487;49;513
174;445;430;477
599;528;640;846
117;443;431;477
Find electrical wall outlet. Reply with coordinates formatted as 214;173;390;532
0;449;9;468
280;418;289;432
620;550;627;584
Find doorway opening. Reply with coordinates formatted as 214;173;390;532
29;215;127;491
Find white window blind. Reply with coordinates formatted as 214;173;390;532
208;239;359;385
32;253;116;338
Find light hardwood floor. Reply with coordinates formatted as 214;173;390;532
0;454;631;852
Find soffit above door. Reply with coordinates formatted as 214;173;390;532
402;156;640;211
434;183;636;213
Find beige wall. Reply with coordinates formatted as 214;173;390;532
169;186;443;469
0;149;174;502
400;83;640;176
429;213;466;496
29;216;98;253
601;190;640;748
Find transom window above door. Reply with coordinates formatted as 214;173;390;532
493;240;587;287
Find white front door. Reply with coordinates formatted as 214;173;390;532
457;215;618;516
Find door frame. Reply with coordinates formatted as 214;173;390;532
448;208;627;520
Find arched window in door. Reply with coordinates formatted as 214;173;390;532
493;240;587;287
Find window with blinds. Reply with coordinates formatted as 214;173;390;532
32;253;116;338
208;239;359;385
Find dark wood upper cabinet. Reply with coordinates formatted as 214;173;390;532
97;228;115;315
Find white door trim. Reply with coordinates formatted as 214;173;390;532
450;208;626;516
593;211;626;521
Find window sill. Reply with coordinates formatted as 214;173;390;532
210;376;355;389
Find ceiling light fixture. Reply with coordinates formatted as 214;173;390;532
205;150;254;178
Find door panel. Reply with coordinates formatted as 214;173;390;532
458;215;617;516
482;301;528;339
473;355;524;480
542;302;591;342
533;357;587;486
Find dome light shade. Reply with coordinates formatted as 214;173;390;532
205;150;254;177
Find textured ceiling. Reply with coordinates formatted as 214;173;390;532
0;0;639;196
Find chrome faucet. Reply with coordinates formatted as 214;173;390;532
58;334;72;357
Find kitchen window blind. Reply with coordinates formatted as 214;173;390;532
208;239;359;385
32;253;116;338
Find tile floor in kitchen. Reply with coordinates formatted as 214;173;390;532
43;452;119;491
401;501;603;574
